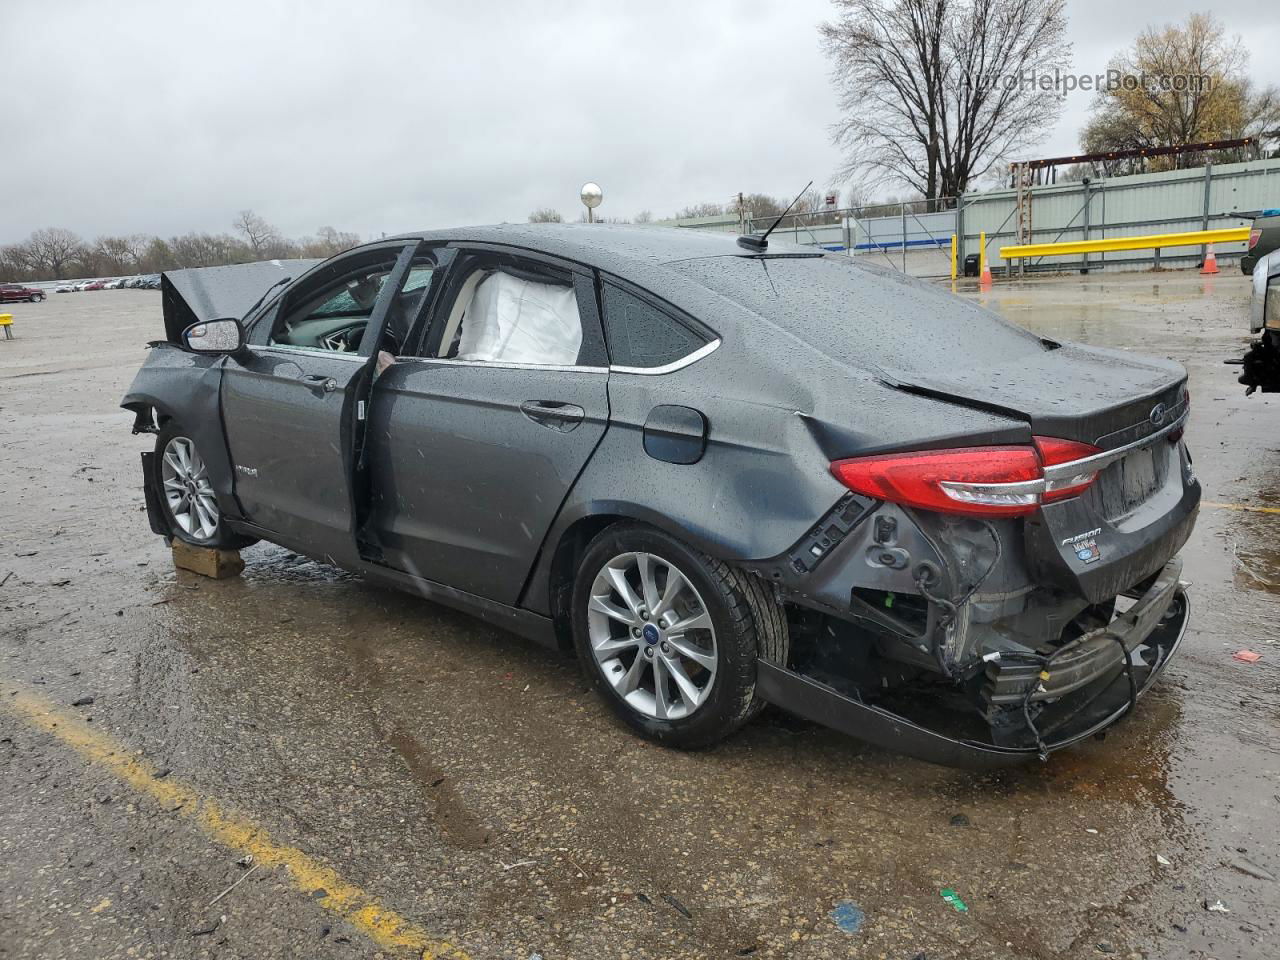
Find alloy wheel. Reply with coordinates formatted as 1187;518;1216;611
161;436;219;541
586;551;718;720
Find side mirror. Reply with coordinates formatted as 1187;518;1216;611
182;317;245;354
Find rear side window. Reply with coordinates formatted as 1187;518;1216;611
601;284;710;369
429;261;585;366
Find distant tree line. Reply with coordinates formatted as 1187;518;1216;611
0;210;361;281
665;188;932;225
527;207;653;224
530;188;945;230
673;189;842;224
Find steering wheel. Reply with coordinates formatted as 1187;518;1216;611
320;323;365;352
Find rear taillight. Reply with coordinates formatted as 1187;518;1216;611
1168;386;1190;444
1034;436;1102;501
830;436;1102;517
1249;228;1262;250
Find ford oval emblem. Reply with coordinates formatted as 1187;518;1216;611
1149;402;1168;426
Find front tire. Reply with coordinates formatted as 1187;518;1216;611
153;424;256;549
571;523;787;748
30;293;44;302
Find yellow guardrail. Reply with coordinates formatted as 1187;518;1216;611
1000;226;1250;260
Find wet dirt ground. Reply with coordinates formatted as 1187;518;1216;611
1;273;1277;960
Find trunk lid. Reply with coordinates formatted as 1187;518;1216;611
879;342;1186;447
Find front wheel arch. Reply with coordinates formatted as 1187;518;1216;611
152;422;257;550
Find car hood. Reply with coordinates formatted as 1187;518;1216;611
160;259;320;342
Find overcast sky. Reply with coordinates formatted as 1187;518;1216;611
3;0;1277;245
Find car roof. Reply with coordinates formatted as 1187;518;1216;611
386;223;826;335
392;222;815;270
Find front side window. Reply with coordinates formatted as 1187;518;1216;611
270;259;399;353
601;284;710;369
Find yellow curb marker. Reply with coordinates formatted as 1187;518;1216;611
3;688;469;960
1202;501;1280;516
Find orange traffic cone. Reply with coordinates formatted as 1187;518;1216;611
980;263;993;287
1200;244;1219;275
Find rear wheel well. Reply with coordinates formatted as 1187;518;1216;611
548;514;631;649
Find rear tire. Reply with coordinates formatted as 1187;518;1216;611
571;523;788;748
153;424;256;549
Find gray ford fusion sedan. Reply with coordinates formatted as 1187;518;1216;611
122;224;1198;767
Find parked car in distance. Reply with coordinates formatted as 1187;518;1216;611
55;282;76;293
85;280;108;291
0;282;46;302
1242;209;1280;275
122;224;1198;767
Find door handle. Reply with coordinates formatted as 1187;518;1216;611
300;374;337;394
520;401;585;431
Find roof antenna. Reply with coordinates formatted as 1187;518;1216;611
737;180;813;252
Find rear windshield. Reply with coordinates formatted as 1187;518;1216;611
670;255;1044;377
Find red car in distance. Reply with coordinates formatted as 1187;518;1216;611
0;283;46;302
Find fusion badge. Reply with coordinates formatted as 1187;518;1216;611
1061;527;1102;564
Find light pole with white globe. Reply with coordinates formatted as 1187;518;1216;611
580;182;603;223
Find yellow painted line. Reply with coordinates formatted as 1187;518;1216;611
1202;500;1280;516
2;687;469;960
1001;226;1249;260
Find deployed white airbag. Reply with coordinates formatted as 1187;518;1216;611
455;271;582;365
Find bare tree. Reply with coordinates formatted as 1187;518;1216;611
740;193;785;220
797;187;827;215
233;209;283;256
90;233;153;275
298;226;360;258
170;232;246;268
139;237;177;274
23;228;86;279
821;0;1070;202
632;210;653;224
0;245;33;280
674;202;726;219
528;208;564;223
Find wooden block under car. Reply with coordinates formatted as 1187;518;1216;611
171;541;244;579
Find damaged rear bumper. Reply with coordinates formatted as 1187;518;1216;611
756;558;1189;768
